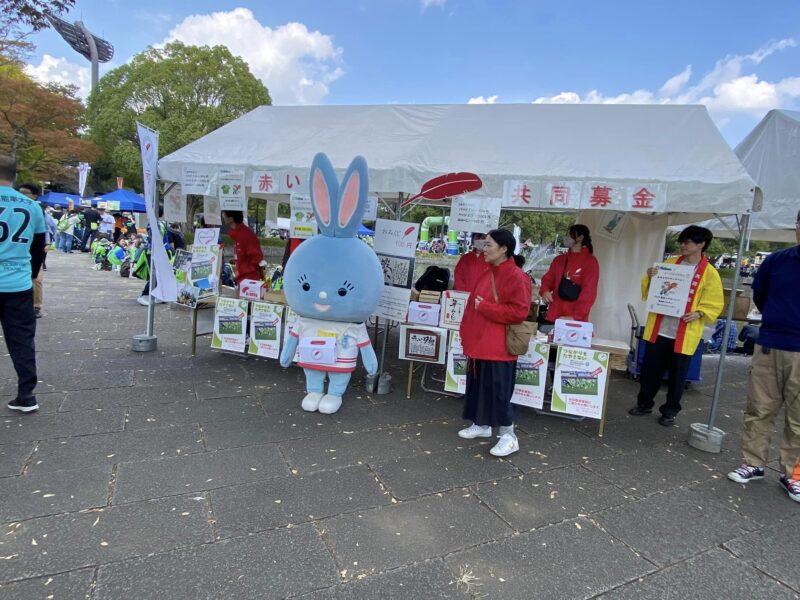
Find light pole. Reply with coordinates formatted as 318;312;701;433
45;13;114;90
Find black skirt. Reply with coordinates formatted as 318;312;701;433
462;358;518;427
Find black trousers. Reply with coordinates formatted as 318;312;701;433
636;336;692;418
0;289;38;400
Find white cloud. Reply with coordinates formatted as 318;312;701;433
161;7;343;104
530;38;800;118
420;0;447;9
24;54;91;99
468;95;498;104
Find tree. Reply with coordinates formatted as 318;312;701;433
2;0;76;31
0;65;98;183
85;41;271;209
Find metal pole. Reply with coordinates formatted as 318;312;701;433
76;21;99;89
688;213;750;452
132;182;161;352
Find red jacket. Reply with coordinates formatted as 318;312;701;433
539;247;599;322
460;258;532;361
453;251;489;292
228;224;264;285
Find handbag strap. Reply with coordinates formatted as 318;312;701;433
489;271;499;302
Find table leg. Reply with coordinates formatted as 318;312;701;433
406;361;414;399
191;308;198;357
598;370;612;437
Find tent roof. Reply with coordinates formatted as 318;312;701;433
94;189;147;212
158;103;756;216
39;191;81;208
694;109;799;242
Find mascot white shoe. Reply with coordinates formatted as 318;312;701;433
279;153;383;414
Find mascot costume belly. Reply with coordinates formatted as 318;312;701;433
279;153;383;414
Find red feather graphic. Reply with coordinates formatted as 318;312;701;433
403;226;415;237
401;172;483;207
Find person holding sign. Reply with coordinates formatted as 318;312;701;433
539;224;599;325
629;226;723;426
458;228;532;457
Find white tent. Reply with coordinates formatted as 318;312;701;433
159;103;757;342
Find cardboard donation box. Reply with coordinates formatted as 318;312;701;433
298;337;336;365
721;288;751;321
553;319;593;348
238;279;264;301
407;302;441;325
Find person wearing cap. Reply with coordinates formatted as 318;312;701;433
98;207;115;240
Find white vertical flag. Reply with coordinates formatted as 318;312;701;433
136;122;177;302
78;162;91;197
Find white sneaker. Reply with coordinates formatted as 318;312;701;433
458;424;492;439
318;394;343;414
137;296;150;306
301;392;324;412
490;433;519;457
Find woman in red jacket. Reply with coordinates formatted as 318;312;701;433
222;210;265;286
458;228;532;457
539;224;599;325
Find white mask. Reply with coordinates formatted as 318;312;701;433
473;240;486;251
563;236;576;249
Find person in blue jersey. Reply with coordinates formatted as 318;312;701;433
0;154;46;413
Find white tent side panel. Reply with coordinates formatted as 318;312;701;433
158;104;755;216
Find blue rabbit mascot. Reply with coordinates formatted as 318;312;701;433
279;153;383;414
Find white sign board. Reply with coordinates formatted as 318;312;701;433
439;290;470;330
511;341;549;409
372;219;419;322
193;227;220;247
551;346;609;419
373;219;419;258
212;298;248;353
374;286;412;322
251;170;280;194
182;165;217;196
248;302;284;359
450;196;501;233
363;195;378;222
164;185;186;223
645;262;695;318
289;194;317;238
218;171;247;211
203;196;221;225
399;324;447;364
444;331;467;393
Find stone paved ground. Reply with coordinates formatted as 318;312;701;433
0;252;797;600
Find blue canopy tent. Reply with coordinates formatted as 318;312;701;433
357;223;374;236
93;189;146;213
38;191;82;208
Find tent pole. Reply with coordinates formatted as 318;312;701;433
688;213;750;453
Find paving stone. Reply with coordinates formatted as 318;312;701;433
503;430;617;473
192;379;269;400
584;447;716;498
724;515;800;593
95;523;337;600
331;399;450;432
401;420;478;453
0;465;111;522
0;443;33;477
114;444;288;503
125;396;264;430
0;392;64;416
472;465;631;531
60;383;195;411
321;490;510;574
302;559;466;599
202;412;339;450
28;370;134;394
0;409;126;443
371;446;520;500
578;417;686;453
278;428;420;473
0;495;213;581
689;476;799;526
593;488;759;566
211;465;390;538
27;425;204;473
444;517;654;600
0;568;95;600
598;547;798;600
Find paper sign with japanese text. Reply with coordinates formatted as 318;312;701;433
551;346;609;419
373;219;419;258
193;227;220;247
439;290;470;330
248;302;284;359
645;262;696;318
218;171;247;211
280;172;306;194
511;342;549;409
399;324;447;364
625;184;667;213
203;196;221;225
450;196;501;233
211;297;248;353
545;182;582;210
502;180;540;208
251;171;279;194
164;185;186;223
289;194;318;238
445;331;467;393
363;195;378;222
373;286;412;322
580;184;625;211
182;165;217;196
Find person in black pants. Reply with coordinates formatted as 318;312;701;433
0;154;46;413
79;206;101;252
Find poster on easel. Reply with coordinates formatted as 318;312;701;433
189;243;222;293
283;307;301;362
372;219;420;322
510;341;549;409
444;331;467;393
248;302;284;358
439;290;470;330
551;346;609;419
211;298;248;352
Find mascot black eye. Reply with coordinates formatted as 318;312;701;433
302;282;311;291
338;287;347;297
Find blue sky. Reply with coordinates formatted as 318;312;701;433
24;0;800;146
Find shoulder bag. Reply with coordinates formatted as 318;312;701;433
557;254;582;301
490;272;536;355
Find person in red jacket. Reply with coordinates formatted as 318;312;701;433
458;228;532;457
222;211;265;286
539;224;599;324
454;232;489;291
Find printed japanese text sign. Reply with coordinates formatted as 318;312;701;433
450;196;501;233
212;298;248;353
289;194;318;239
399;324;447;364
203;196;221;225
218;171;247;211
251;171;279;194
363;195;378;222
280;172;306;194
551;346;609;419
248;302;284;359
439;290;470;330
164;185;186;223
645;262;696;318
182;165;217;196
625;184;666;212
373;219;419;258
580;184;625;211
502;180;538;208
377;253;415;289
545;182;582;210
511;342;550;409
445;331;467;393
373;286;412;322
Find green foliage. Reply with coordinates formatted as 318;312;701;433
501;211;575;245
3;0;75;31
85;41;271;191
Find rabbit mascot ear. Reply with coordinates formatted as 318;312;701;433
309;153;370;238
279;153;383;415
